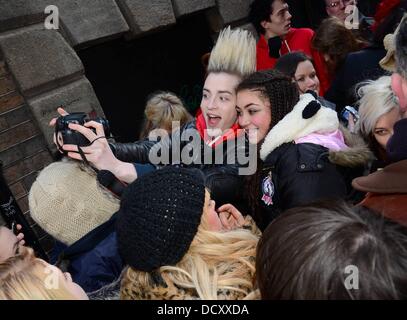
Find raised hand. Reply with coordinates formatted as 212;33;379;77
217;203;245;231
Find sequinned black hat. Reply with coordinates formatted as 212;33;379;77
116;166;206;272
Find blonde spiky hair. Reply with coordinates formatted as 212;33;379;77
207;26;256;78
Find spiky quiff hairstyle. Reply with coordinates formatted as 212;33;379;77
207;26;256;78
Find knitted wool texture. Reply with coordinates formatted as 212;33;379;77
116;167;206;272
29;160;119;245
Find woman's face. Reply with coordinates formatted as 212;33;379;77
294;60;320;94
201;72;240;136
236;89;272;144
373;107;401;149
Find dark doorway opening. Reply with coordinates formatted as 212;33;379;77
78;13;213;142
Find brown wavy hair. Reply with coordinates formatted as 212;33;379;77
312;17;367;76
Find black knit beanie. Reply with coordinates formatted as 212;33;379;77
116;166;206;272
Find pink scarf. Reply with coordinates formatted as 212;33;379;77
295;129;348;151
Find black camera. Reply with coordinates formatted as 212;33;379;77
55;113;110;149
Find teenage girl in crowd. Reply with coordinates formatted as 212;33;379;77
235;70;371;230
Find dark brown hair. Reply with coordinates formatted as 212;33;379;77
312;17;367;76
256;201;407;299
237;70;299;228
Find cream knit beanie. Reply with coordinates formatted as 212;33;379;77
29;160;120;245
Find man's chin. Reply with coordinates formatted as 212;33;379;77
206;128;223;138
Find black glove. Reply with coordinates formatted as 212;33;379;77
268;36;282;58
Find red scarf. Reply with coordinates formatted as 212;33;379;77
195;111;241;148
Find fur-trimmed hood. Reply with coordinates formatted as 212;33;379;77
260;93;339;160
329;125;373;168
260;93;372;167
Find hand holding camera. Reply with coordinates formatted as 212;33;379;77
55;112;110;151
49;107;138;183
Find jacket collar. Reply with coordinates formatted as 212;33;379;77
195;112;241;148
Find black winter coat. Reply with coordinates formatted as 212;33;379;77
324;46;387;113
256;141;368;230
253;93;372;231
110;119;249;206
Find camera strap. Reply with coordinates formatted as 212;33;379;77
77;136;107;170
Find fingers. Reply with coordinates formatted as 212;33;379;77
58;107;69;116
16;233;24;241
218;204;244;222
49;108;69;126
84;121;105;137
217;203;245;229
68;123;96;142
219;211;230;229
66;152;83;161
217;203;234;212
49;117;57;126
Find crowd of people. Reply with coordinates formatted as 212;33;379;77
1;0;407;300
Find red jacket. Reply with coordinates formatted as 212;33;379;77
256;28;330;96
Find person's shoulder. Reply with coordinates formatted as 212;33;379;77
263;142;298;166
292;28;314;38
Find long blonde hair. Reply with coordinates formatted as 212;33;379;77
121;214;260;300
0;247;77;300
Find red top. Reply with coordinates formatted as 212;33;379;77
256;28;330;96
195;112;241;148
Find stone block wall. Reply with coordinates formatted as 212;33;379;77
0;60;54;252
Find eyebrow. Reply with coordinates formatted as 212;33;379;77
241;103;259;109
203;89;233;95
